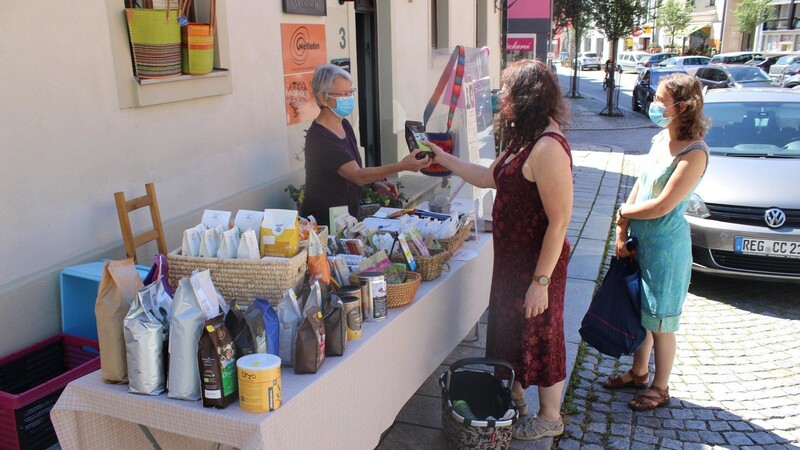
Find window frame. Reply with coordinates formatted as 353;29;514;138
110;0;232;109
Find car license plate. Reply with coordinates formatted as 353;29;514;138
734;236;800;259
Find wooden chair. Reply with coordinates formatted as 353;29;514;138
114;183;167;264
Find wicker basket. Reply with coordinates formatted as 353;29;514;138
439;220;472;254
300;225;328;247
386;271;422;308
414;248;451;281
167;247;307;306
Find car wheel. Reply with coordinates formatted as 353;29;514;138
577;63;582;71
643;100;652;117
786;83;800;89
631;94;640;111
617;67;623;74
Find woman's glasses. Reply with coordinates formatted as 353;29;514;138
326;88;357;98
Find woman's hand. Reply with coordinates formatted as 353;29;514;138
423;140;447;160
616;205;630;227
400;149;432;172
373;181;399;199
523;282;549;318
615;227;632;258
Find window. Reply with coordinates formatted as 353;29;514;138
431;0;438;49
111;0;232;108
708;0;715;5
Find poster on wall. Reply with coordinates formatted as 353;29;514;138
281;23;327;124
506;34;536;64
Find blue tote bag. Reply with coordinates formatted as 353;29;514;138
579;255;645;358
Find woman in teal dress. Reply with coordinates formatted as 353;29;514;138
602;73;710;411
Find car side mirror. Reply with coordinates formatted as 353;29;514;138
719;80;728;88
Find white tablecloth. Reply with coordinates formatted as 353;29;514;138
51;233;493;449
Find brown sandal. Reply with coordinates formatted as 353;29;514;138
628;386;670;411
602;369;649;389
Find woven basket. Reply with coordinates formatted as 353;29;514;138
439;220;472;254
167;247;307;306
415;248;450;281
300;225;328;247
125;6;182;79
386;272;422;308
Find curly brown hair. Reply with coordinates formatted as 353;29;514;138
499;59;570;153
660;73;710;140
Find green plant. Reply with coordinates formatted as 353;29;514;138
285;181;408;209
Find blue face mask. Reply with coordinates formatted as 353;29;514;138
648;102;676;128
329;95;355;118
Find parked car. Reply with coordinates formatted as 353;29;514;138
781;69;800;88
635;52;678;73
616;51;650;73
631;67;687;115
687;88;800;282
656;56;711;75
746;53;790;73
709;51;763;65
694;64;777;89
575;52;601;70
768;54;800;80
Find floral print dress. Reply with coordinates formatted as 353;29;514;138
486;132;572;388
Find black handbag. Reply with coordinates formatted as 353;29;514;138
579;251;645;358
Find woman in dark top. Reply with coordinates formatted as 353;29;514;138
301;65;431;225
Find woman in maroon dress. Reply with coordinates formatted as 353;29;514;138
428;59;572;440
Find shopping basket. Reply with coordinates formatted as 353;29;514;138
439;357;517;449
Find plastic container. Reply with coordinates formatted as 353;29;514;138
60;261;150;340
0;334;100;450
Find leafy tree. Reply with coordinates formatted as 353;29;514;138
735;0;776;49
553;0;594;97
657;0;693;51
593;0;648;116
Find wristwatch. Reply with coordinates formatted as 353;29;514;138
534;275;550;286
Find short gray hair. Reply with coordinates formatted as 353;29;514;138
311;64;352;107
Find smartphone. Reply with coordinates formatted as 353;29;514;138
404;121;433;159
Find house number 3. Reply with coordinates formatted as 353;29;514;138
339;27;346;49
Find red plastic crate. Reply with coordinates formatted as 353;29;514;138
0;334;100;450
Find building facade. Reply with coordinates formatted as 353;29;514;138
0;0;502;356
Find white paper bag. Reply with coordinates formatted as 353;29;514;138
201;210;232;229
181;224;205;257
199;226;224;258
237;229;261;259
234;210;264;236
217;227;241;259
189;270;223;320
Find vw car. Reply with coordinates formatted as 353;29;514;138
768;53;800;80
694;65;777;90
617;51;650;73
635;52;678;73
631;67;687;115
687;88;800;282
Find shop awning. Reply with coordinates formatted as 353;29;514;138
683;22;711;36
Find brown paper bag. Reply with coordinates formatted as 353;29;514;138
95;258;144;383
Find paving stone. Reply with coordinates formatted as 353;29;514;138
563;423;584;440
684;419;707;431
662;419;683;429
697;430;726;445
635;416;660;428
583;431;604;445
654;408;672;419
631;432;658;445
660;437;684;449
554;438;580;450
586;422;606;434
723;431;754;445
631;441;656;450
581;444;605;450
606;436;631;450
654;429;677;439
728;421;754;432
609;423;632;436
677;430;701;443
749;431;778;445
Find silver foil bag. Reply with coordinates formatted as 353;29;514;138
167;277;206;401
124;281;168;395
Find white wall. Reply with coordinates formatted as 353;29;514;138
0;0;500;356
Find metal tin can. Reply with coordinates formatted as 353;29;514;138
358;272;388;321
339;296;363;340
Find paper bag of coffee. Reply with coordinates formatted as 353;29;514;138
237;229;261;260
217;227;240;259
276;289;302;366
323;296;346;357
199;225;224;258
244;303;268;354
225;305;256;356
201;210;232;229
293;306;326;374
181;224;205;257
96;258;144;383
261;209;299;257
198;314;238;408
124;280;168;395
254;298;280;356
307;229;331;284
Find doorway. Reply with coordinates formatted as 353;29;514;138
355;0;381;166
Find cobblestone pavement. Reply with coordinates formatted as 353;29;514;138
556;156;800;450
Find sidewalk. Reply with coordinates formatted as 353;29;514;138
377;95;634;449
